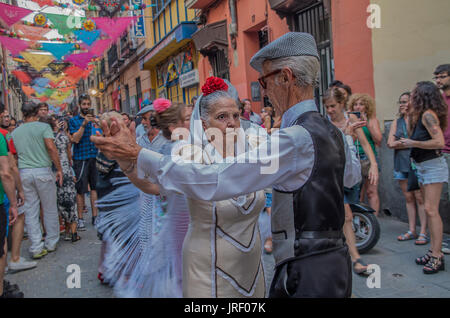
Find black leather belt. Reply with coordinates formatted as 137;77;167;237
299;230;343;239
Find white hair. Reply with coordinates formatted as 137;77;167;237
269;55;320;88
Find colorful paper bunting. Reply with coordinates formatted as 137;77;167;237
0;36;30;56
0;3;33;27
33;77;51;87
41;43;75;60
12;70;31;84
65;52;94;69
46;13;86;35
43;73;65;84
50;89;72;102
87;38;111;57
32;85;47;94
21;52;55;72
94;0;127;18
64;65;84;82
73;30;100;46
14;24;51;41
48;62;70;74
22;85;35;96
92;16;137;42
32;0;54;8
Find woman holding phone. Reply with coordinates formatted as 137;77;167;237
348;94;383;216
324;87;378;275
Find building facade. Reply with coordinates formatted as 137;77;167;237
139;0;200;105
187;0;290;113
270;0;450;230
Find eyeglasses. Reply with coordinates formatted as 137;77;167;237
398;101;409;105
258;69;282;89
433;74;449;81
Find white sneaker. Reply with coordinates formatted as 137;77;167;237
77;219;86;231
8;257;37;271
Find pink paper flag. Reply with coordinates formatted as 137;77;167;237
0;3;33;27
92;16;137;42
88;39;112;57
65;52;94;69
0;36;30;56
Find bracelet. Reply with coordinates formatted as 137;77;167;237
122;161;136;174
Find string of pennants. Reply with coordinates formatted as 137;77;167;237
0;0;139;113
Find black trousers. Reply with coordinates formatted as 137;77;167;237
269;245;352;298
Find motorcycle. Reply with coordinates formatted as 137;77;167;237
349;202;380;254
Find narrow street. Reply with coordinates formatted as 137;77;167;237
5;200;450;298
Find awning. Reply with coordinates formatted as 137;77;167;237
140;22;197;70
191;20;228;56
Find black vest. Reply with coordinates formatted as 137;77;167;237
410;117;442;163
272;111;346;266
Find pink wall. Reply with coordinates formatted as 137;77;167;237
331;0;375;98
197;0;289;113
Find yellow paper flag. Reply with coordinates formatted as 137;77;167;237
43;73;65;84
50;89;72;102
21;52;55;72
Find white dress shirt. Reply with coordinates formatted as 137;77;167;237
137;100;361;201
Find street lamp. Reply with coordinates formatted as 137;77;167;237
89;88;98;96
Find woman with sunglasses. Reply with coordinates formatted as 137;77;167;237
387;92;427;245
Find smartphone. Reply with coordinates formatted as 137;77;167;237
348;111;361;118
394;134;402;140
87;109;95;116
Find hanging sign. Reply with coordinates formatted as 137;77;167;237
130;0;145;38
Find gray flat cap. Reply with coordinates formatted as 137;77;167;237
137;104;154;116
250;32;319;73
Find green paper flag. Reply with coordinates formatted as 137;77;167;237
46;13;86;35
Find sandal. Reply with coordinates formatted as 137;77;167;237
415;234;429;245
353;258;370;276
415;250;432;265
423;256;445;274
71;232;81;243
264;238;273;254
397;231;417;241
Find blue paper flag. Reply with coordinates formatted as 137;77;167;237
73;30;101;47
41;43;75;60
33;85;47;94
33;77;51;87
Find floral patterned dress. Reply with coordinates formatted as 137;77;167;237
55;132;78;224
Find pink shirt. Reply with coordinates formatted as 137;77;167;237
444;93;450;153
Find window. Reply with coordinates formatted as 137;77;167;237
209;49;229;80
136;77;142;108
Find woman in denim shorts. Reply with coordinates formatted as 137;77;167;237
388;92;427;245
399;82;449;274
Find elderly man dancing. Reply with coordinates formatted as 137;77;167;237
91;32;361;298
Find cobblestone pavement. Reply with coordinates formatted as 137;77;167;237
4;203;450;298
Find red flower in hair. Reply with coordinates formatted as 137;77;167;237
201;77;228;96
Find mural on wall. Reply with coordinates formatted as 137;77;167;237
156;43;195;97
